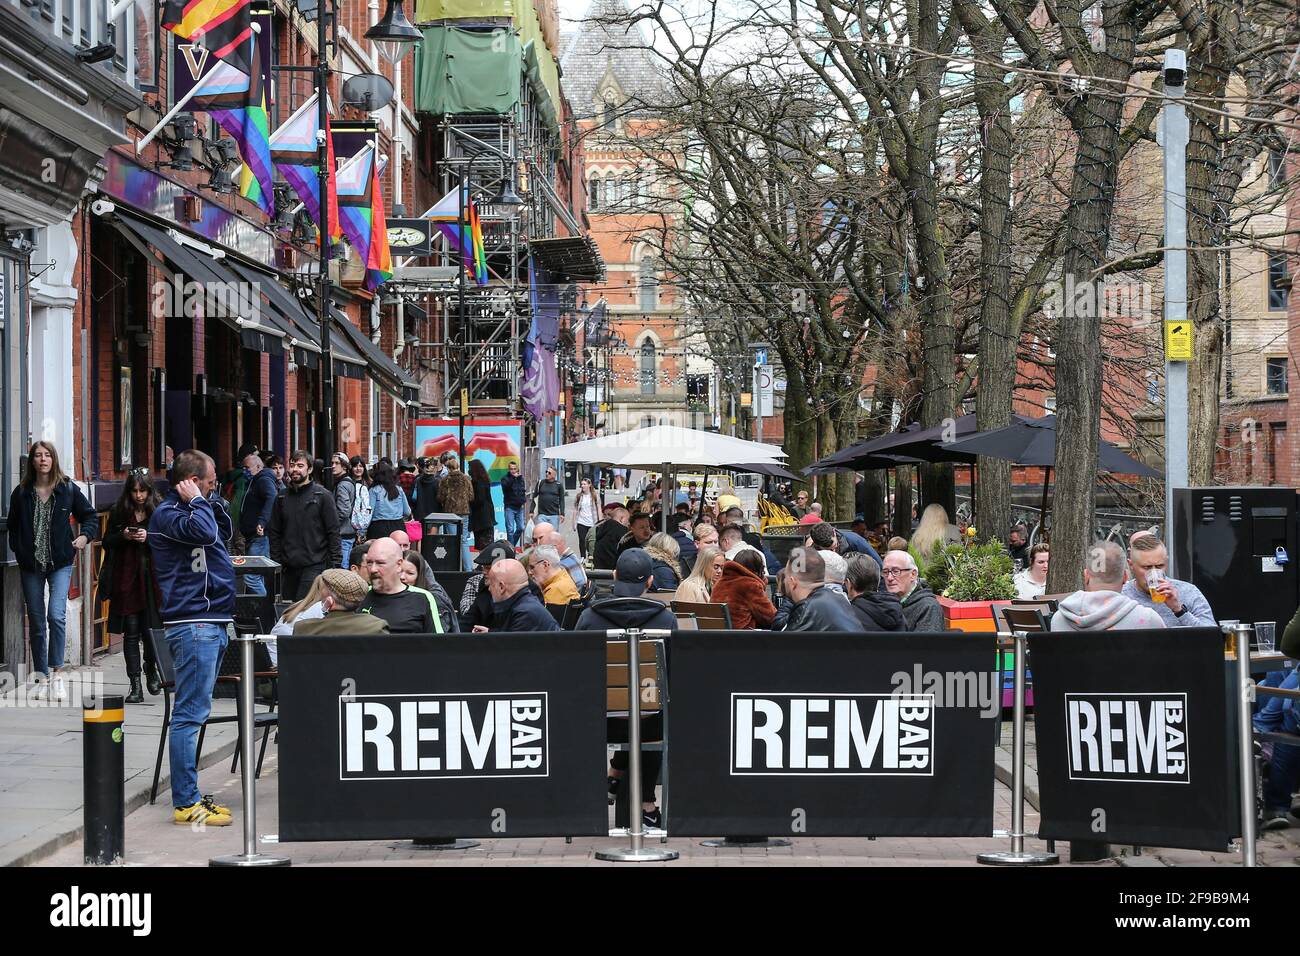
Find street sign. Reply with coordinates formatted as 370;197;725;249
754;348;768;367
459;388;469;418
752;366;774;417
1164;320;1192;361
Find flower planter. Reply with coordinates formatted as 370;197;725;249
937;597;1032;709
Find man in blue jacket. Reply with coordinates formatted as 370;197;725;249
500;459;527;547
148;450;237;828
237;451;278;596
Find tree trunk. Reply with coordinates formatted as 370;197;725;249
957;0;1015;547
1046;11;1138;594
780;360;814;474
892;465;913;539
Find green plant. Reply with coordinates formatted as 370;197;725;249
921;539;1015;602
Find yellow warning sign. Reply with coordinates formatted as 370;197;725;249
1164;320;1193;361
459;388;470;417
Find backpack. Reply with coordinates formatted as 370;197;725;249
349;481;373;534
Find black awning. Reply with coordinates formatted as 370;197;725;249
112;214;285;357
528;235;606;282
331;308;422;403
225;260;323;370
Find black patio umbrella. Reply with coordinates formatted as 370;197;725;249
731;461;805;483
940;414;1161;527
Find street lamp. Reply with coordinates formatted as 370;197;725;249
366;0;423;65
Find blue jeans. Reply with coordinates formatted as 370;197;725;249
536;514;561;533
20;565;73;677
461;526;473;570
504;506;526;547
340;536;355;570
244;535;269;595
1255;669;1300;813
166;622;229;808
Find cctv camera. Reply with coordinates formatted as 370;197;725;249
91;199;117;217
1163;49;1186;89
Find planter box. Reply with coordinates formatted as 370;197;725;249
937;596;1009;633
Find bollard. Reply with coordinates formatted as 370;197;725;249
978;632;1058;866
596;627;678;863
210;635;290;867
1232;623;1257;868
83;694;125;865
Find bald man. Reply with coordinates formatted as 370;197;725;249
531;521;555;546
390;528;411;550
472;558;558;632
358;537;435;633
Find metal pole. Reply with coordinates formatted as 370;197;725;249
315;0;335;482
1162;49;1189;556
595;627;678;862
457;170;467;462
83;694;124;864
979;632;1058;866
211;636;290;866
1233;622;1257;867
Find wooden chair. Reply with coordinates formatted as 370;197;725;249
674;613;699;630
645;590;677;606
671;600;732;630
1001;606;1049;633
606;638;669;834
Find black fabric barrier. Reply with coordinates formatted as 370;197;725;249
1027;628;1235;852
278;632;610;841
668;631;998;837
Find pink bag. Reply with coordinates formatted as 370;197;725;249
405;519;423;542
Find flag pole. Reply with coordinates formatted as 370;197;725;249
316;4;335;481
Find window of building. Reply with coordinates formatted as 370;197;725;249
589;175;601;211
1268;253;1290;312
641;415;654;428
602;97;617;130
1267;357;1288;395
1269;149;1287;189
640;338;656;395
639;258;658;311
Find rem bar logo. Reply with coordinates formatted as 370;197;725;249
1066;693;1189;783
340;693;548;780
731;694;934;776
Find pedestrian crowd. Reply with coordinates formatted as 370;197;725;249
9;442;1295;834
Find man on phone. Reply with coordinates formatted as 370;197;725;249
238;451;278;595
148;450;236;827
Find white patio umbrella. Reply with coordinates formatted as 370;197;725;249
542;426;787;532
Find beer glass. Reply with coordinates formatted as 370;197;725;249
1147;568;1167;603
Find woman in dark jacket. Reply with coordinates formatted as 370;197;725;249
468;458;496;550
101;471;163;702
709;549;777;629
7;441;97;697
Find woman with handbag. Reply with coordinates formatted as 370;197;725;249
101;471;164;702
334;454;371;567
7;441;97;699
365;461;411;540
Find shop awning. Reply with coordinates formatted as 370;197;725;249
225;260;323;370
112;213;286;356
331;308;422;404
528;236;605;282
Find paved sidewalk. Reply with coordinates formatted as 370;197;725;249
35;740;1300;867
0;650;241;866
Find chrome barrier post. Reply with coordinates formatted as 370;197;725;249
1232;623;1257;868
979;631;1058;866
211;635;290;867
596;627;678;862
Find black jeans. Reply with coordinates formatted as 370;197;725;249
577;524;592;560
121;612;157;679
608;714;663;803
281;563;327;602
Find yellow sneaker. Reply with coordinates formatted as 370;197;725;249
174;797;233;827
201;794;232;815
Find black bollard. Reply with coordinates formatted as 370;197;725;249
83;694;125;865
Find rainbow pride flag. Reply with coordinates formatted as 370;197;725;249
162;0;254;76
423;185;488;286
336;145;392;291
270;94;340;241
188;37;273;215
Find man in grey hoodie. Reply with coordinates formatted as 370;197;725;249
1052;540;1166;631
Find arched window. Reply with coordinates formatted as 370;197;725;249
639;258;658;311
589;175;601;211
603;96;617;130
640;337;656;395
